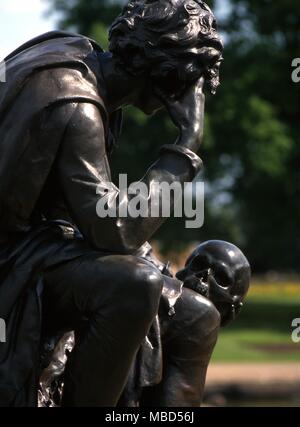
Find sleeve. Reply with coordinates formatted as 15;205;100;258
56;102;203;254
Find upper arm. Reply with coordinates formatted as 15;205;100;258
55;102;120;248
58;103;111;182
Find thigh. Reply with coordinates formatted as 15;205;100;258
41;252;157;335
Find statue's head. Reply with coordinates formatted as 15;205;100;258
109;0;223;112
177;241;251;326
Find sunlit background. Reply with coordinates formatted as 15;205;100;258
1;0;300;407
0;1;55;60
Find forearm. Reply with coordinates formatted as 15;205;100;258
113;146;202;252
57;103;202;254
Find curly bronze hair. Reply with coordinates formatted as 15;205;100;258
109;0;223;97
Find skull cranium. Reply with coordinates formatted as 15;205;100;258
176;240;251;326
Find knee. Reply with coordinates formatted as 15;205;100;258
176;289;221;349
190;294;221;339
88;255;163;324
193;298;220;362
125;261;163;323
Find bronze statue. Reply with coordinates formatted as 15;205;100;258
0;0;249;407
38;240;250;407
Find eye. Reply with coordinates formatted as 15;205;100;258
212;266;233;288
190;254;209;272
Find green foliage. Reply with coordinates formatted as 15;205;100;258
240;96;291;177
46;0;300;272
48;0;122;32
213;293;300;362
90;22;109;50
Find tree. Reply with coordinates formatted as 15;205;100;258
46;0;300;272
207;0;300;271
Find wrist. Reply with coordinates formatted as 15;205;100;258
177;128;202;152
159;144;203;179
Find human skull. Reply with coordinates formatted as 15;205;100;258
176;240;251;326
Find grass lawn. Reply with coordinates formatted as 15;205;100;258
212;282;300;362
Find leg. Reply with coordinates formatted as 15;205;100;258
140;288;220;407
42;253;163;407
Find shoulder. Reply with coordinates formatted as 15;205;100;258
65;103;106;136
51;102;107;159
36;102;106;150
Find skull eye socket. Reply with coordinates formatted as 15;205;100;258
189;255;209;272
212;266;233;288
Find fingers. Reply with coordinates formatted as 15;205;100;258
196;76;205;89
188;77;204;98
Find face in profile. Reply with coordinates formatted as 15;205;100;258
109;0;224;113
133;68;204;115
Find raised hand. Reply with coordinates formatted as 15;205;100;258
156;78;205;153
